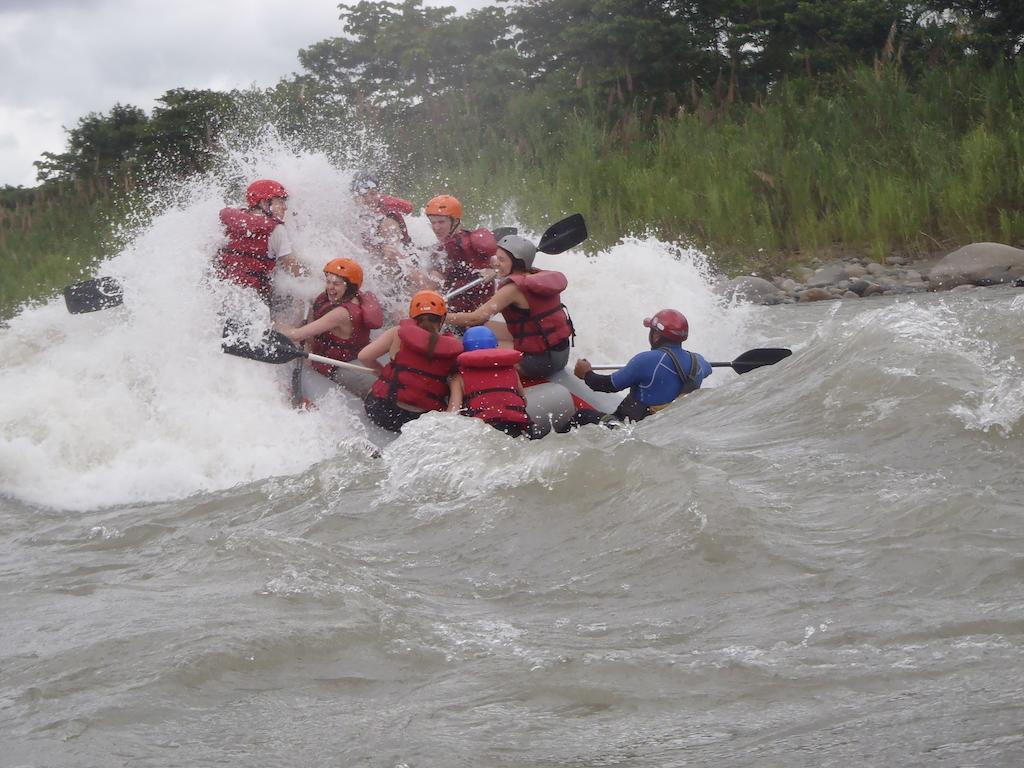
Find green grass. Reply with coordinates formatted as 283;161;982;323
404;60;1024;275
6;59;1024;317
0;179;126;317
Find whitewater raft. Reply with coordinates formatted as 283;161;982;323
294;362;624;437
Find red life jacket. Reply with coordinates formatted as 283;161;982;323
376;195;413;245
215;207;281;296
370;319;463;411
457;348;530;426
443;228;497;312
308;290;384;376
500;270;575;354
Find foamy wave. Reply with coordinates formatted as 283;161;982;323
0;139;746;510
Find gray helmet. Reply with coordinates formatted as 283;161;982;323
497;234;537;269
350;171;379;194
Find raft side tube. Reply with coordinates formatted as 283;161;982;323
298;363;375;403
524;382;576;437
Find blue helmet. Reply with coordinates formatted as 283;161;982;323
463;326;498;351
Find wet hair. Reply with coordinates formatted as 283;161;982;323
416;313;444;358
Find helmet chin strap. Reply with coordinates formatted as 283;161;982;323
448;217;460;238
259;198;285;223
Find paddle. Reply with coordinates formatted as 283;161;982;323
591;347;792;375
536;212;587;255
222;327;372;372
446;213;589;301
63;277;124;314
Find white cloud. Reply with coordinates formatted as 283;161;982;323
0;0;492;186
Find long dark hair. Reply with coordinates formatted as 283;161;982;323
416;313;444;358
341;280;359;303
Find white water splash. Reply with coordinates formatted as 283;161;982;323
0;137;749;511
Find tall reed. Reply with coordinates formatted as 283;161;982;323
406;59;1024;274
0;181;122;316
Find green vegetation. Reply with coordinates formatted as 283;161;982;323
0;181;125;312
422;60;1024;274
4;0;1024;314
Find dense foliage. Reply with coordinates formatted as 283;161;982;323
3;0;1024;311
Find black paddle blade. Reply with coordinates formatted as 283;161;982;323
63;277;123;314
221;327;306;365
537;213;587;254
492;226;518;240
713;347;792;375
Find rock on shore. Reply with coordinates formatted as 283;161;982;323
717;242;1024;305
927;242;1024;290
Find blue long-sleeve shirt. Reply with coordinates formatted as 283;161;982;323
593;345;712;406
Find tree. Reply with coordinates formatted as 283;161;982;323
35;104;148;183
140;89;239;178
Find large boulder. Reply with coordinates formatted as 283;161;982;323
719;275;784;305
928;242;1024;290
806;261;847;288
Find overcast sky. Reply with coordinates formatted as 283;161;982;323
0;0;488;187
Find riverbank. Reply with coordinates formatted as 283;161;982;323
718;241;1024;305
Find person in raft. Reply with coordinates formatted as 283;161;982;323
215;179;304;305
572;309;712;423
448;326;534;439
358;290;464;433
351;171;414;268
274;258;383;379
445;234;575;378
423;194;498;314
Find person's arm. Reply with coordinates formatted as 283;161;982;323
277;253;305;277
574;354;644;393
357;327;397;372
695;353;713;382
447;283;519;327
276;305;351;343
447;373;464;412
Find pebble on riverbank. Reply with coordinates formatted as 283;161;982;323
716;242;1024;305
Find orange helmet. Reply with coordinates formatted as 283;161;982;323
409;290;447;319
323;258;363;288
425;194;463;219
246;179;288;207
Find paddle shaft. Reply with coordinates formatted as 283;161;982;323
444;276;487;301
306;351;373;373
590;347;791;375
593;362;741;371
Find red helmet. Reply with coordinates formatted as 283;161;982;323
246;179;288;208
643;309;688;342
425;194;463;219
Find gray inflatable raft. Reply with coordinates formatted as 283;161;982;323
296;361;624;436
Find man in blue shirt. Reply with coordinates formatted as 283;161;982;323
572;309;712;423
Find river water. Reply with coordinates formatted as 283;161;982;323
2;153;1023;767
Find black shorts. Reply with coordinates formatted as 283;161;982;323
488;420;535;439
364;393;424;433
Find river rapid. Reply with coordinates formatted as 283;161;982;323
2;152;1023;767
